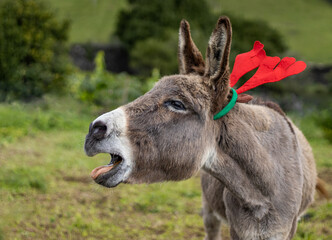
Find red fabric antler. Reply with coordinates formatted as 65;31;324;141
230;41;307;95
236;56;307;94
230;41;266;87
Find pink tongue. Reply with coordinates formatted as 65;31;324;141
90;165;114;179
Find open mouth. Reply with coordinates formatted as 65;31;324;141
90;153;123;180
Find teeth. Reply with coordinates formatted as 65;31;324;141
109;154;114;165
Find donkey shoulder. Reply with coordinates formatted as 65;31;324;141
232;101;290;134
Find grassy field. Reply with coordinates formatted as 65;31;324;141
0;96;331;239
216;0;332;64
40;0;332;64
44;0;127;43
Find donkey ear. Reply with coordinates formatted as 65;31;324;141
178;20;205;75
205;17;232;86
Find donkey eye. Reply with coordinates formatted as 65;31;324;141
164;100;186;111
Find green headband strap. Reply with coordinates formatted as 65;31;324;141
213;88;238;120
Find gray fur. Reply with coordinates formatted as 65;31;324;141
84;16;316;239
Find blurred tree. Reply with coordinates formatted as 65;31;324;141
115;0;214;49
115;0;287;76
0;0;70;101
227;13;287;59
71;51;144;109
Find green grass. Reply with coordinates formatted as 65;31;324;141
0;167;47;193
0;98;331;239
290;113;332;169
43;0;127;43
0;95;93;146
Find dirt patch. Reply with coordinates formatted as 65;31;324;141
63;175;91;184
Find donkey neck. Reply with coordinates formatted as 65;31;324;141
202;103;280;209
223;103;278;187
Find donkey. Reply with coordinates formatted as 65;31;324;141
84;17;317;240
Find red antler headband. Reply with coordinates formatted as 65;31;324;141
213;41;306;120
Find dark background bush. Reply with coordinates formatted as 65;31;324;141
0;0;70;101
115;0;287;76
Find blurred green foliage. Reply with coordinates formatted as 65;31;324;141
0;96;91;145
115;0;215;49
228;13;287;57
69;51;160;108
130;30;179;76
0;0;70;101
316;106;332;144
116;0;287;76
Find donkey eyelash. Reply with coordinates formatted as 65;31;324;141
163;100;187;112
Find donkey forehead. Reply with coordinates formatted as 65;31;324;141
154;75;211;100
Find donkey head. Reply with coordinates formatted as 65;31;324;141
84;17;232;187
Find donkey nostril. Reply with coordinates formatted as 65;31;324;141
91;121;107;139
